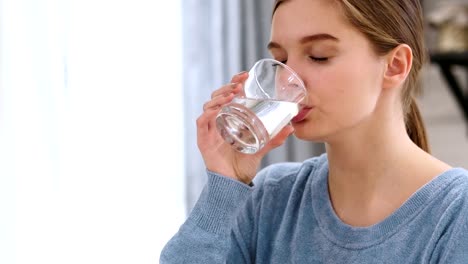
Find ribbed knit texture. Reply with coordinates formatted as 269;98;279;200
161;155;468;263
188;170;253;235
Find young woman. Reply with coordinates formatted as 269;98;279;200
161;0;468;262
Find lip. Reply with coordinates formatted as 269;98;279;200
291;106;313;123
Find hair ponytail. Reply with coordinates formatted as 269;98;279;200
406;98;430;153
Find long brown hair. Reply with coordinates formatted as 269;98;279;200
273;0;430;153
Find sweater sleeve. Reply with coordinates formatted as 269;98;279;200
443;205;468;263
159;171;254;263
435;184;468;264
446;232;468;263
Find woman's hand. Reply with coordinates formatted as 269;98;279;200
196;72;294;184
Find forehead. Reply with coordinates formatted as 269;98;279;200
271;0;352;43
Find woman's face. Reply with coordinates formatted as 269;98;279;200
269;0;387;142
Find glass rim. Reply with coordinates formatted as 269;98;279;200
252;58;307;95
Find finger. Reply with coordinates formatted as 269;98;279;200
197;113;215;151
269;125;295;147
230;71;249;84
207;107;220;134
257;125;294;156
196;107;222;141
208;72;248;100
211;83;241;99
203;93;234;111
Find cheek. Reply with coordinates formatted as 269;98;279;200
314;59;383;123
314;66;362;108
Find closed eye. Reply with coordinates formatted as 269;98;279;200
310;56;329;62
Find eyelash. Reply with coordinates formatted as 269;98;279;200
277;57;329;65
310;56;329;62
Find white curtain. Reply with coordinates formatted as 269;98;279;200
0;0;185;263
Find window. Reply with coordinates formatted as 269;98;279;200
0;0;185;262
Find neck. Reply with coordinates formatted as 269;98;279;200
326;110;412;184
324;108;449;226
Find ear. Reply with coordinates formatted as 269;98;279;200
383;44;413;89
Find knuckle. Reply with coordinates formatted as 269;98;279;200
196;116;205;126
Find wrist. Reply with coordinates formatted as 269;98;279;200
206;168;254;186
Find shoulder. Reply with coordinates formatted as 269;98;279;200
430;168;468;218
436;168;468;262
253;153;328;189
242;154;329;225
430;167;468;234
441;168;468;203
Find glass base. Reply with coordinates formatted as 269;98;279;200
216;103;269;154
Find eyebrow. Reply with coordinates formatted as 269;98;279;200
267;33;339;50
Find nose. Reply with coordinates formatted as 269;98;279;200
285;60;308;89
286;59;311;104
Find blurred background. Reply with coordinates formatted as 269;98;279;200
420;0;468;167
0;0;185;263
0;0;466;263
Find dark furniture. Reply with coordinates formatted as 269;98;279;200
430;51;468;126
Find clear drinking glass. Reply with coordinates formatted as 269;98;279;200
216;59;307;154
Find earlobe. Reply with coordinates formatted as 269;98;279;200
383;44;413;89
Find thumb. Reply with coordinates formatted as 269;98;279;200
256;125;294;156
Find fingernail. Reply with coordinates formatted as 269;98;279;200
238;71;248;76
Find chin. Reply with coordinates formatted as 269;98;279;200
293;128;323;142
294;133;326;143
292;121;329;142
